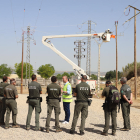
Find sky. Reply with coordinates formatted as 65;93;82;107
0;0;140;73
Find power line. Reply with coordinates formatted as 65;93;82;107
10;0;17;43
35;0;43;26
23;0;26;27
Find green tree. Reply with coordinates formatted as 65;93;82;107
90;74;97;80
37;64;55;79
0;64;12;79
57;74;62;79
62;72;70;78
105;70;122;80
122;62;140;80
15;62;33;78
70;72;75;77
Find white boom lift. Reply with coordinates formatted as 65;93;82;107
42;29;115;91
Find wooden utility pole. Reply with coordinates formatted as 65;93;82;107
134;8;137;99
123;5;140;99
21;33;24;94
115;21;118;88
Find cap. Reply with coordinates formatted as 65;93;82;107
120;77;127;83
106;81;111;84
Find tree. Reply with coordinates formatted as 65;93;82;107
105;70;122;80
15;62;33;79
122;62;140;80
90;74;97;80
0;64;12;79
37;64;55;79
70;72;75;77
57;74;62;79
62;72;70;78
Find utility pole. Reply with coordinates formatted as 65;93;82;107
21;32;24;94
87;20;91;76
94;39;103;93
123;5;140;99
134;8;137;99
82;20;96;76
26;26;30;87
74;40;86;67
115;21;118;88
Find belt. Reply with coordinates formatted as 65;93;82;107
6;98;15;100
0;95;4;97
75;100;88;103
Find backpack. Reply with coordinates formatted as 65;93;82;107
107;85;120;105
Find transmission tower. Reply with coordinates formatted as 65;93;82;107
82;20;96;76
26;26;30;85
74;40;86;67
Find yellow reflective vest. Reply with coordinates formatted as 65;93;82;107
63;82;73;102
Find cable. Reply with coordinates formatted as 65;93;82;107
23;0;26;27
35;0;43;26
10;0;18;44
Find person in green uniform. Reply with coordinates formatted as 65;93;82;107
120;77;133;131
0;76;10;125
4;78;20;129
46;76;62;133
70;75;91;135
26;74;42;131
101;81;117;136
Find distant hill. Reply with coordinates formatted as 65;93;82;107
54;71;106;76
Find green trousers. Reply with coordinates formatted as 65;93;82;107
26;99;41;130
0;97;6;123
71;102;88;132
46;99;60;130
103;104;117;133
121;102;131;129
5;99;17;127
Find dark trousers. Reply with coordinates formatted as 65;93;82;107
5;100;17;127
121;102;131;129
63;102;70;122
26;99;41;130
46;100;60;130
71;102;88;132
0;97;6;123
103;104;117;133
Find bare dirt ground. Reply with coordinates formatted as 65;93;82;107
0;93;140;140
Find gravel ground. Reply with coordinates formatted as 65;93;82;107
0;94;140;140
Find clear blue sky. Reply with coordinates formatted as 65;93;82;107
0;0;140;72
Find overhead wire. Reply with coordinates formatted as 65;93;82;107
10;0;18;44
35;0;43;27
23;0;26;27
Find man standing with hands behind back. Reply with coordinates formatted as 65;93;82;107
61;76;72;124
120;77;133;131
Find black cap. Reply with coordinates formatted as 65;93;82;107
106;81;111;84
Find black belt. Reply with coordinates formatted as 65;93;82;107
6;98;15;100
75;100;88;103
0;95;4;97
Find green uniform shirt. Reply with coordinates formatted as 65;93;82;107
102;87;110;99
120;84;131;102
47;83;61;99
4;84;18;98
28;81;42;97
0;82;9;97
75;82;91;101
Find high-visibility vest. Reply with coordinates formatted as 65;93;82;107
63;82;73;102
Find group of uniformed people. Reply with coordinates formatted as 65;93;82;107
0;74;133;136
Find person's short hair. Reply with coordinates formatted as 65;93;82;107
32;74;36;81
10;78;16;84
3;76;8;82
82;75;87;80
120;77;127;83
51;76;57;82
106;80;111;84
